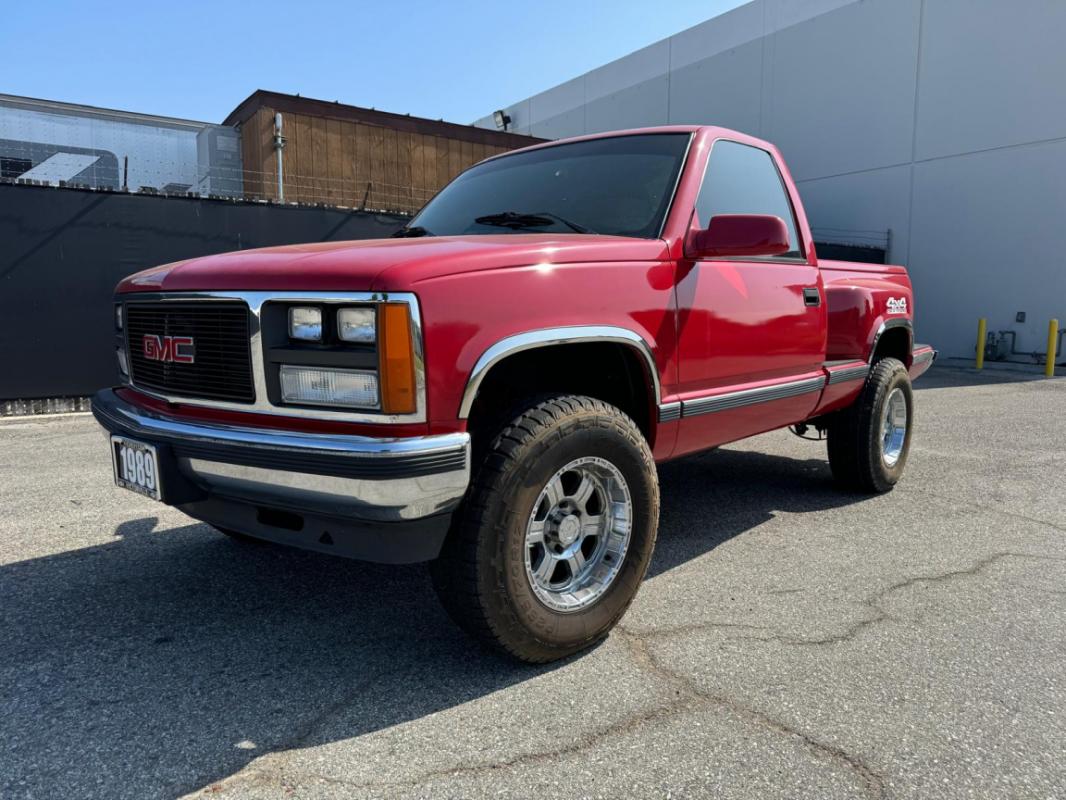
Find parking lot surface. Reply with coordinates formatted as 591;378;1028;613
2;366;1064;799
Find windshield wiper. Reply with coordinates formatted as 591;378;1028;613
474;211;595;234
391;225;432;238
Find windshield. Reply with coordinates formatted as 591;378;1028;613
408;133;690;239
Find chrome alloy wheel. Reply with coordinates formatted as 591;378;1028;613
880;387;908;467
524;456;633;613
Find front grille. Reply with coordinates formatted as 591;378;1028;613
126;301;255;403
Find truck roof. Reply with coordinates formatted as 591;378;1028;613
480;125;777;165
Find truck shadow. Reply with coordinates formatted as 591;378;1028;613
650;446;862;578
2;447;861;798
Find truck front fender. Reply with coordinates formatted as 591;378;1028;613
458;326;662;419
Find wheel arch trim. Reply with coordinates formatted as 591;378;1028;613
458;325;662;419
868;318;913;364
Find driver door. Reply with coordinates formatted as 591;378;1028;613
674;140;826;458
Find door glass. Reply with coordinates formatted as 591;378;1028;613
695;140;802;258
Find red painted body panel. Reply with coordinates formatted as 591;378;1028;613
114;125;922;463
819;260;913;363
672;369;827;459
413;257;678;454
117;235;669;294
815;362;871;417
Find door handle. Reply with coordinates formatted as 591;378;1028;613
803;287;821;307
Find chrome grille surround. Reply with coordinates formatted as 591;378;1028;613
117;291;426;424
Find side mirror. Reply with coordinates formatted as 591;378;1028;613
686;214;791;260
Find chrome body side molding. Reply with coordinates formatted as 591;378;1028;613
658;402;682;423
681;375;826;418
826;361;870;385
459;325;662;419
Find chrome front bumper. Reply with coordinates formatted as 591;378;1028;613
91;389;471;524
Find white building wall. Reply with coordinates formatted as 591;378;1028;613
476;0;1066;359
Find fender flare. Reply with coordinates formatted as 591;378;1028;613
457;325;662;419
868;317;913;364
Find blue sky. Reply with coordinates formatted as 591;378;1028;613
1;0;745;124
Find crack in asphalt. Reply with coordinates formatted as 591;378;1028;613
911;488;1066;536
201;680;698;795
195;552;1060;797
204;627;884;798
772;550;1061;648
618;629;887;800
635;551;1062;650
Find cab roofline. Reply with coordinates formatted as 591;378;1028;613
476;125;766;166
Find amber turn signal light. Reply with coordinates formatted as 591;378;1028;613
378;302;417;414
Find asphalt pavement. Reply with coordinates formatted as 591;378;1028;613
2;366;1064;799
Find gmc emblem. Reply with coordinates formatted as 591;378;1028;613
143;334;195;364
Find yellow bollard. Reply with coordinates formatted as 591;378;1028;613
1047;319;1059;377
975;318;987;370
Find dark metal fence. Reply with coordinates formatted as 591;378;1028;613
0;183;406;400
812;241;887;264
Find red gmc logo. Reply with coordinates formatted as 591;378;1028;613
142;334;195;364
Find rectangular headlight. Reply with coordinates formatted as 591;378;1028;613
279;365;379;408
337;307;376;343
115;304;123;330
116;347;129;377
288;306;323;341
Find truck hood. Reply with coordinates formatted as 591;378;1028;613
117;234;670;293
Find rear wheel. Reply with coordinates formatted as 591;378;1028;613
827;357;913;493
431;395;659;663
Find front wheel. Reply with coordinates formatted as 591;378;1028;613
430;395;659;663
827;357;913;493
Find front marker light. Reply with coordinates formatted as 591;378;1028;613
337;307;376;343
288;306;323;341
379;302;417;414
280;365;379;409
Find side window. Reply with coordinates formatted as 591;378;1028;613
695;140;802;258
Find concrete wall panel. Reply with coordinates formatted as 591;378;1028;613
585;40;670;102
670;1;765;70
909;139;1066;356
584;75;669;135
530;108;586;140
763;0;856;32
915;0;1066;160
796;164;912;268
668;41;763;135
764;0;921;180
528;77;586;124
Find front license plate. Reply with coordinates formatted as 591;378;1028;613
111;436;162;501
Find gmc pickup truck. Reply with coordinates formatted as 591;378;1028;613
93;126;935;662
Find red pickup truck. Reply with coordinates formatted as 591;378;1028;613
93;126;935;662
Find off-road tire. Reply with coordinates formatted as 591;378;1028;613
430;395;659;663
827;357;913;493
